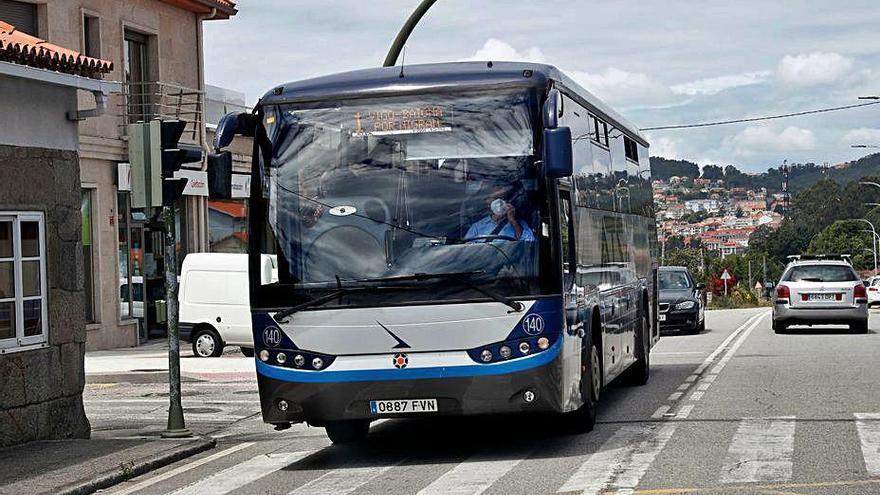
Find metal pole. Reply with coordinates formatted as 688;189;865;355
383;0;439;67
748;259;752;295
161;205;191;438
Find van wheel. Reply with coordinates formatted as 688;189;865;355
325;420;370;444
192;327;224;357
240;347;255;357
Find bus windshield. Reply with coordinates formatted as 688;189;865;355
261;90;545;303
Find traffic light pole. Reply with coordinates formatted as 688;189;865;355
161;205;191;438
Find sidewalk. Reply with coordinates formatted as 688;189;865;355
0;434;215;495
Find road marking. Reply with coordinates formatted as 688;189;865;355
719;417;795;483
688;391;704;401
677;383;690;391
108;443;255;495
675;404;694;419
417;452;528;495
651;405;671;419
667;392;683;401
558;423;677;494
684;375;698;382
855;413;880;475
289;464;396;495
168;451;314;495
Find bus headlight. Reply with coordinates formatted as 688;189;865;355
480;349;493;362
276;352;287;364
293;354;305;367
259;350;270;362
312;357;324;370
537;337;550;350
519;342;530;354
499;345;512;359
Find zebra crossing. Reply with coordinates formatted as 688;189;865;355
109;412;880;495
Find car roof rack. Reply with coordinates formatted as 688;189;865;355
787;254;852;265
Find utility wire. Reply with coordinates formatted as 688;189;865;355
640;100;880;131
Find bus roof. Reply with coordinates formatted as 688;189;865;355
259;61;647;146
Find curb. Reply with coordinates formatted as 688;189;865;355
54;436;216;495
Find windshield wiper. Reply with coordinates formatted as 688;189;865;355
351;271;524;313
273;286;380;323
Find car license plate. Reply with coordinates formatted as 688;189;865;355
658;314;667;322
370;399;438;415
809;293;835;301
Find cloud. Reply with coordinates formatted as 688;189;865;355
671;71;771;96
777;52;853;85
843;128;880;145
567;67;673;106
466;38;545;63
726;125;817;155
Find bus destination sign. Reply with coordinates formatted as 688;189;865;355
354;106;452;136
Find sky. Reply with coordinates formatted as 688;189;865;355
203;1;880;173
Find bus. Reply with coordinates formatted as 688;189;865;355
211;62;658;443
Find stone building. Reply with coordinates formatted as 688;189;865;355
0;0;237;349
0;20;118;446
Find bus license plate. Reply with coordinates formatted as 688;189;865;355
370;399;438;415
809;293;835;301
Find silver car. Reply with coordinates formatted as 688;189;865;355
772;256;868;334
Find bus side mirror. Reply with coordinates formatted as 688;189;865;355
207;151;233;199
213;111;257;151
543;126;573;178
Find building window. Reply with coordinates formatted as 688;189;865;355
82;190;97;323
624;136;639;163
82;13;101;58
0;212;48;351
0;0;37;36
123;29;151;124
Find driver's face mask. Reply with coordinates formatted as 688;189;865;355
490;199;506;216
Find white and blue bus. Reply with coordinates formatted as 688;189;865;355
212;62;658;443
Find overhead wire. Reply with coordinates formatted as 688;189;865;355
640;100;880;131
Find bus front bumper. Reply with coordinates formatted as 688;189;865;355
256;349;566;425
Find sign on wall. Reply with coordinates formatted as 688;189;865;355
231;174;250;198
117;163;132;191
173;170;209;197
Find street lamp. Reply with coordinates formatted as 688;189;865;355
855;219;878;274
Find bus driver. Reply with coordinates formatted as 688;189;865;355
464;188;535;242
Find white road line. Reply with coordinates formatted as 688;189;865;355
688;391;704;401
677;383;690;391
684;375;698;382
651;405;671;419
675;404;694;419
168;451;314;495
557;423;677;494
289;464;396;495
108;443;254;495
417;453;528;495
667;392;683;401
719;417;795;483
855;413;880;476
696;382;711;391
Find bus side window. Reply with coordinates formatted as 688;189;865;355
559;191;574;288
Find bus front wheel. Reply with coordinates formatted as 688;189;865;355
325;420;370;444
564;336;599;433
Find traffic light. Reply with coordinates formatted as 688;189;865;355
160;120;202;205
207;151;233;200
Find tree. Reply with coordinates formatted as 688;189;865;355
808;220;873;271
664;247;703;279
701;164;723;181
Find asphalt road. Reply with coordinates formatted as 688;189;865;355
88;308;880;495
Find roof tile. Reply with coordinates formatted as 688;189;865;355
0;21;113;78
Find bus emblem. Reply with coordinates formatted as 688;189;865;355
263;326;282;347
522;314;545;335
393;353;408;369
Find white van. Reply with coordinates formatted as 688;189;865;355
179;253;276;357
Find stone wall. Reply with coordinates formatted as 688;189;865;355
0;144;90;447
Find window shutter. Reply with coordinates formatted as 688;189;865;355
0;0;37;36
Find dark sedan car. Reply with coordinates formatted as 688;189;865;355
658;266;705;334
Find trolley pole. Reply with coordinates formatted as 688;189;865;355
383;0;438;67
161;206;191;438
